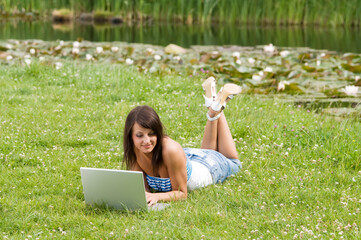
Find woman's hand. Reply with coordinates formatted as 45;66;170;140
145;192;159;206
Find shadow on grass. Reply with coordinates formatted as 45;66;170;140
82;203;148;217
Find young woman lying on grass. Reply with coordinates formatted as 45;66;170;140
123;77;242;206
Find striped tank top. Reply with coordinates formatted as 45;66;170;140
145;159;192;192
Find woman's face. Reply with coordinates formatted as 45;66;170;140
132;122;157;154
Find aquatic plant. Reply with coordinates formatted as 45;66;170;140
1;39;360;117
0;0;361;26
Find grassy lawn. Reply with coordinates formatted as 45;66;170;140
0;61;360;239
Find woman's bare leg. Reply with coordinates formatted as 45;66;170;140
201;109;238;159
216;113;238;159
200;112;219;150
200;81;241;159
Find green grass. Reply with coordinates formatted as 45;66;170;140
0;61;361;239
1;0;361;26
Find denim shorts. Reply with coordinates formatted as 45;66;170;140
183;148;242;184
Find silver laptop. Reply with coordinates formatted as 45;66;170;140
80;167;169;211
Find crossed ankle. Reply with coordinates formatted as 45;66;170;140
208;108;219;117
206;112;221;121
207;109;220;118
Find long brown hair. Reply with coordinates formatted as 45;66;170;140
123;105;165;174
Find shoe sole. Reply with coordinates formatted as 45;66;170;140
216;83;242;107
202;77;216;99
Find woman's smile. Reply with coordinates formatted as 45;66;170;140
132;122;157;154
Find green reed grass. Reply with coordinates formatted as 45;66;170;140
1;0;361;26
0;60;360;238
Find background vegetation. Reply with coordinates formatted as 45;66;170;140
1;0;361;26
2;22;361;54
0;61;360;238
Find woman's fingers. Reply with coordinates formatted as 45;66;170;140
145;192;158;206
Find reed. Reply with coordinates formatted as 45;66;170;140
0;0;360;27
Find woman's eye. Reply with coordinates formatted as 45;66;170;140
136;134;143;138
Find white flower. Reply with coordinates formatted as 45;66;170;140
278;81;290;91
85;54;93;61
59;40;64;46
24;54;31;59
73;41;80;48
355;76;360;82
55;62;63;70
111;46;119;52
317;60;321;66
39;56;45;62
232;51;241;58
5;44;13;49
248;58;256;64
280;50;290;57
146;48;154;55
264;66;273;72
252;74;262;81
173;55;181;61
6;55;13;61
30;48;36;55
24;59;31;66
72;48;79;54
236;59;242;65
96;46;103;54
264;43;276;53
342;85;359;96
125;58;134;65
154;55;161;61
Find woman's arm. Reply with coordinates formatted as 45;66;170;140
146;139;188;206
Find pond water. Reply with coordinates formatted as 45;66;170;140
1;20;361;54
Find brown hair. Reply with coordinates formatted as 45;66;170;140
123;105;165;174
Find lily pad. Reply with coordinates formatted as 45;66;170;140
1;39;361;118
341;63;361;73
298;53;313;61
341;53;360;62
0;46;9;51
123;46;134;57
282;83;305;95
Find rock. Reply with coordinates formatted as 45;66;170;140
164;44;186;55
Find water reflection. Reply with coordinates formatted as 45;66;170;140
1;20;360;53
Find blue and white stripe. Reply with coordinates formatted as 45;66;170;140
146;160;192;192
